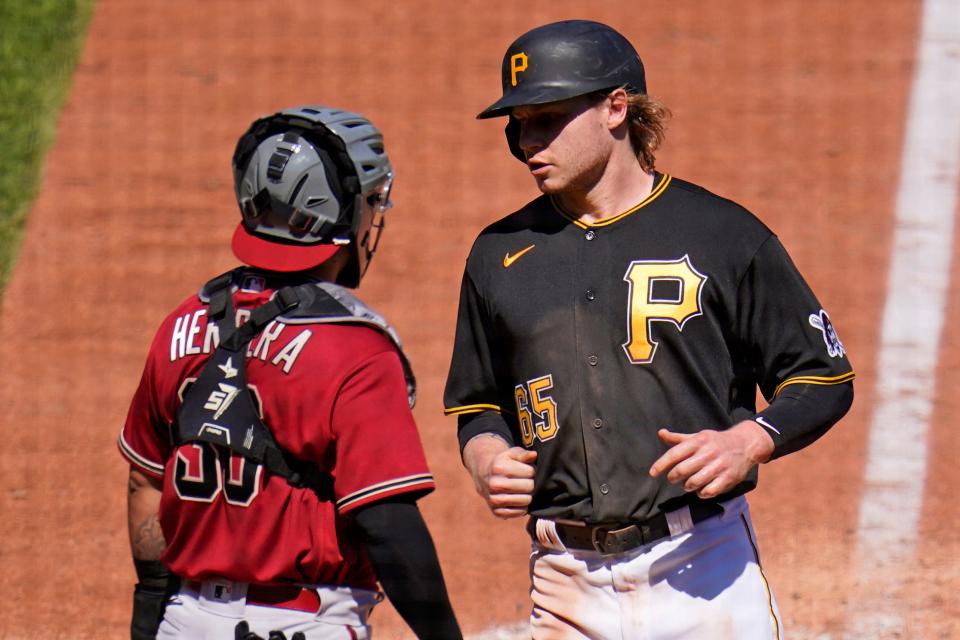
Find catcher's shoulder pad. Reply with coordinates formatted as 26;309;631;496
198;268;244;304
281;282;417;408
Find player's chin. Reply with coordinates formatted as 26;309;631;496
532;175;566;195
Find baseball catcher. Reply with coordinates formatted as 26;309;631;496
121;105;462;639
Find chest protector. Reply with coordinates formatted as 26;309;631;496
173;269;416;497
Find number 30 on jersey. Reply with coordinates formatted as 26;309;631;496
174;443;262;507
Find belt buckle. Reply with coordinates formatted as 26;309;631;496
590;526;609;554
593;524;644;554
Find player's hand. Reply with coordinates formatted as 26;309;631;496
463;435;537;519
648;420;775;499
235;621;305;640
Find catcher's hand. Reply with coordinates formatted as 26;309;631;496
235;621;306;640
130;560;180;640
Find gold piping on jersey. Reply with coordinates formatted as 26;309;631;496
550;173;673;229
741;515;782;639
773;371;855;398
443;403;502;416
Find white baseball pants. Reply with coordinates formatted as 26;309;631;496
529;497;783;639
156;580;382;640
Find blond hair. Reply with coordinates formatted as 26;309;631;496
624;93;671;172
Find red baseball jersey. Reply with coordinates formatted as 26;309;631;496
119;272;435;589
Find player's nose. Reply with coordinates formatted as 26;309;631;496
517;123;545;158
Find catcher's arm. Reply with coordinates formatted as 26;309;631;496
352;496;463;639
127;467;178;640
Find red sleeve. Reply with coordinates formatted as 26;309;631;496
331;347;435;514
117;332;173;479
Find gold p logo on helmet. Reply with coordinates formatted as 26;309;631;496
510;52;528;86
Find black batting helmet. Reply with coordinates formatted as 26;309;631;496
477;20;647;120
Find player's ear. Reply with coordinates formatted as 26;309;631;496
605;88;629;130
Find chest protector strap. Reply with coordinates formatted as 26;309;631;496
199;268;417;407
174;274;333;497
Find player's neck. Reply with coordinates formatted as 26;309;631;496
303;249;350;282
558;155;655;225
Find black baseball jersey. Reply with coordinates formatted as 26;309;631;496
444;173;854;523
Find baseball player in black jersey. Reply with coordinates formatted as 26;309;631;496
444;20;854;639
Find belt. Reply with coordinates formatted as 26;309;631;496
186;580;321;613
533;502;725;554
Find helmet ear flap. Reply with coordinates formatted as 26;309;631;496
505;116;524;162
232;131;263;187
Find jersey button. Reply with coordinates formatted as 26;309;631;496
600;483;610;494
587;355;598;366
585;289;595;301
592;418;603;429
585;230;596;241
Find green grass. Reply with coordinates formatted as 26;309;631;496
0;0;94;294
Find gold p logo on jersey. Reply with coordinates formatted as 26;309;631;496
622;255;708;364
510;52;528;86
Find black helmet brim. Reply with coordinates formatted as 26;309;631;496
477;83;590;119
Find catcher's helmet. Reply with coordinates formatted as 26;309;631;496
477;20;647;119
231;105;393;287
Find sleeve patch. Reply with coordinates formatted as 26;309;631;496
808;309;846;358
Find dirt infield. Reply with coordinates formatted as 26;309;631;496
1;1;955;638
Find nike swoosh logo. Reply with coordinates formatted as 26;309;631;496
503;244;536;268
755;416;781;435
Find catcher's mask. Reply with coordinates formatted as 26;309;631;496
231;105;393;288
478;20;647;161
